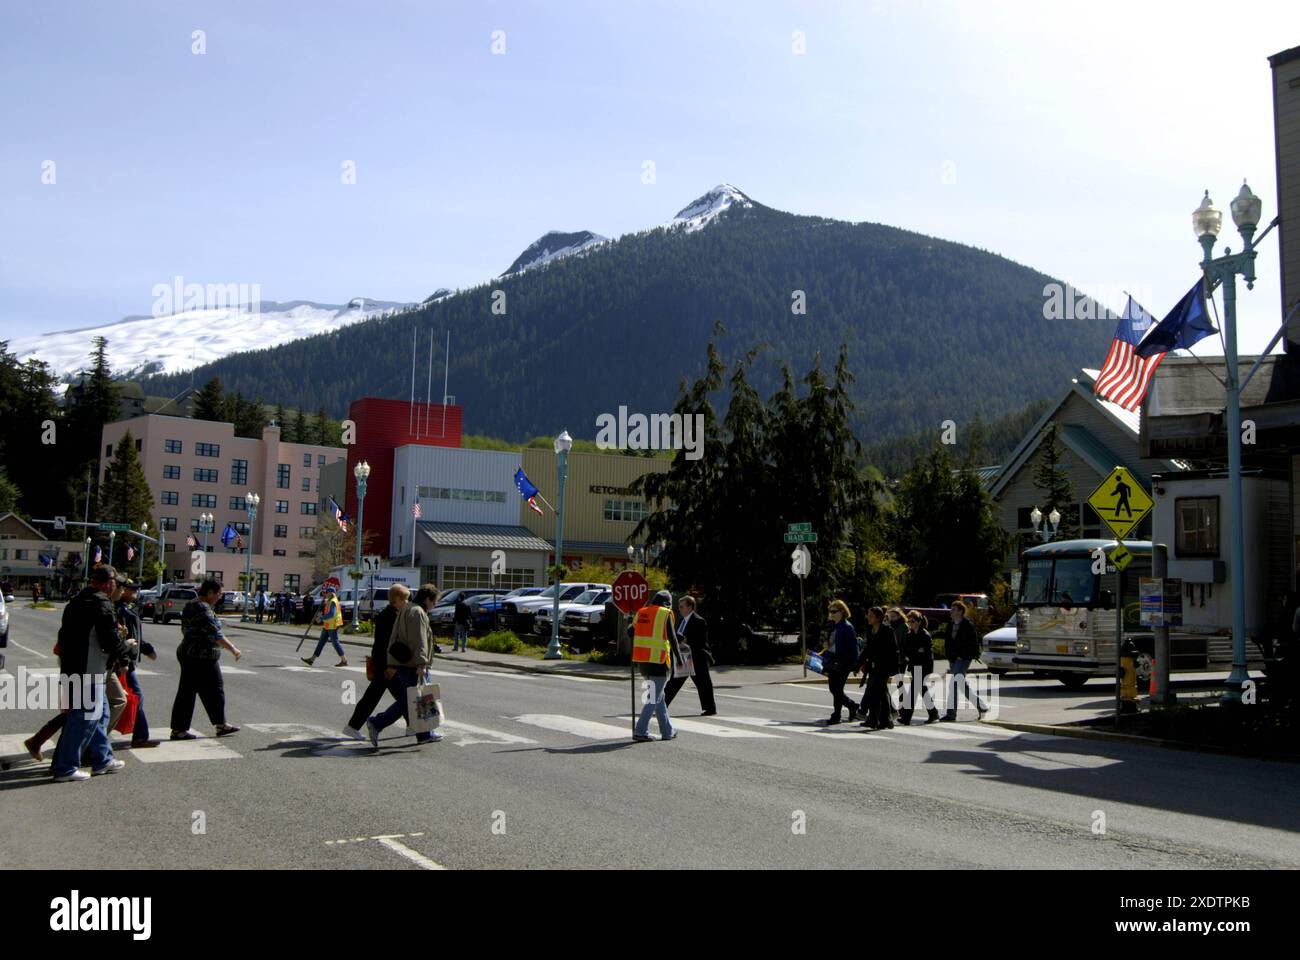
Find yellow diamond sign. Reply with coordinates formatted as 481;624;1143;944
1108;542;1133;572
1087;466;1153;541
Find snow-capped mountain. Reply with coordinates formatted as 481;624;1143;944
502;229;609;277
11;298;410;382
666;184;755;233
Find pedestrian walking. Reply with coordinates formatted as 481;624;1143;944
941;600;988;721
48;565;131;782
255;590;265;623
302;584;347;666
342;584;405;740
169;578;242;740
664;595;716;715
821;599;860;724
117;579;161;748
452;594;471;652
898;610;940;725
632;590;681;742
365;584;441;746
857;606;899;730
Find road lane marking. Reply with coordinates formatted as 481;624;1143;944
439;719;538;746
7;640;52;659
716;715;895;739
129;736;241;762
617;715;784;739
0;734;50;769
376;837;446;870
245;722;340;740
510;714;630;740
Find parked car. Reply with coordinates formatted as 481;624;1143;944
535;589;612;640
429;592;496;634
981;611;1019;675
502;583;610;635
138;588;160;619
220;590;246;613
153;583;199;624
0;591;10;654
557;590;615;650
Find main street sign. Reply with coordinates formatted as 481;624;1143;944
1086;466;1153;541
783;532;817;543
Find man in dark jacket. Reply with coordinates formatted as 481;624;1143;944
452;595;471;652
343;586;402;739
664;595;716;715
941;600;988;721
50;565;131;782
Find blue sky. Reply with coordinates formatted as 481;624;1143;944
1;0;1296;352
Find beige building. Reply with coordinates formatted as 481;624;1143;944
99;415;346;591
0;513;66;590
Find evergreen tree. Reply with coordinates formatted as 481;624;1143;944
272;402;287;430
0;466;20;515
288;408;307;444
232;393;266;438
98;430;155;531
63;337;121;519
312;406;331;445
192;377;226;421
1031;421;1079;539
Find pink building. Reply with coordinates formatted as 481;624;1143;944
99;415;346;591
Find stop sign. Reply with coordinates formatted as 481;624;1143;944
611;570;650;614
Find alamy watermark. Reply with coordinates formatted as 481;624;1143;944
595;406;704;460
151;275;262;319
0;668;105;713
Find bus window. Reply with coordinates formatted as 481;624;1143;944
1051;557;1095;607
1020;559;1052;604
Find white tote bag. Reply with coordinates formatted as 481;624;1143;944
406;677;443;735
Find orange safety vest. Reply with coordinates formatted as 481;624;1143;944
632;604;674;666
321;597;343;629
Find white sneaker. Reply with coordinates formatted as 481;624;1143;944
342;725;364;740
91;759;126;776
53;769;91;782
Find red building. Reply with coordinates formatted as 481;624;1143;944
343;398;463;553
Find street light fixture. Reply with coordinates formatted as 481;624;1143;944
349;460;371;632
241;491;260;622
545;430;573;660
1192;182;1260;701
1029;506;1062;543
200;511;214;553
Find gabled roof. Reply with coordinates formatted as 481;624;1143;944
989;369;1181;499
0;513;45;539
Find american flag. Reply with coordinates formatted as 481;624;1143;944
328;496;350;533
1093;296;1160;412
127;546;135;561
186;534;198;549
413;501;422;519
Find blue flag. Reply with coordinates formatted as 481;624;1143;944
220;523;238;548
1136;281;1217;358
514;467;544;515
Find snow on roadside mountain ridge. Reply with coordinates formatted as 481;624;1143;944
501;229;609;277
10;298;410;381
666;184;754;233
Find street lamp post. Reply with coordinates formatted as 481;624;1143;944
350;460;371;632
1192;183;1261;702
200;512;214;553
240;492;260;622
137;521;147;581
545;430;573;660
1029;506;1062;543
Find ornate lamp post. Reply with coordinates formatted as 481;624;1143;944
199;512;214;553
240;491;260;622
1192;183;1262;701
349;460;371;632
1029;506;1062;543
545;430;573;660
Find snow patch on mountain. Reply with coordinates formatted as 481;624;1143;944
502;230;609;277
10;298;411;381
666;184;754;233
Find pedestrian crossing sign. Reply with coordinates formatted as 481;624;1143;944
1086;466;1152;541
1108;542;1133;572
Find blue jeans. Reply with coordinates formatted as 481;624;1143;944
313;629;344;659
634;673;674;739
125;669;150;742
51;677;111;776
944;658;987;716
452;624;468;651
369;667;433;742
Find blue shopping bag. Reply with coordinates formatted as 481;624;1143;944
806;652;826;675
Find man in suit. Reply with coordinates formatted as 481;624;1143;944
664;595;716;715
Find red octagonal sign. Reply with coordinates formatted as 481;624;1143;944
611;570;650;614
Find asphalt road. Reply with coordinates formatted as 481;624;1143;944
2;603;1297;870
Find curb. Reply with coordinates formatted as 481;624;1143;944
986;719;1300;762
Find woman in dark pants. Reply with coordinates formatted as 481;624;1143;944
822;600;860;725
342;584;403;739
857;606;899;730
898;610;940;725
170;579;241;739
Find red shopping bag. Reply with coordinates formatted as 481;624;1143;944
114;673;139;734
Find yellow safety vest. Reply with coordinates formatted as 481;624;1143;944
322;597;343;629
632;605;674;666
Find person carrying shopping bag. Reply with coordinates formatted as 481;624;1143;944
821;599;860;725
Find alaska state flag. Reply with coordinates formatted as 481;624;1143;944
514;468;544;516
1137;281;1217;358
220;523;238;548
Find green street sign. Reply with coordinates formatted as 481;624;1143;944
784;532;817;543
787;522;813;533
100;523;130;531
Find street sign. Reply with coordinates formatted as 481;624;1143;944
1108;542;1133;572
1140;577;1183;626
1086;466;1153;541
787;522;813;533
791;544;811;578
53;516;66;531
101;522;130;532
783;532;817;543
362;555;382;573
611;570;649;614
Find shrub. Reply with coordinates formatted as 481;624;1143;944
472;630;526;655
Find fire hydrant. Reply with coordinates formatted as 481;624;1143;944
1119;639;1140;713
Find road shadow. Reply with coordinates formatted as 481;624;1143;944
254;736;429;759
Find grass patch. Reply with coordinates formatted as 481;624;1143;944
469;630;581;660
28;601;56;610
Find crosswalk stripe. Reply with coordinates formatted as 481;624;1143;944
886;725;978;740
0;734;49;768
439;719;538;746
716;715;895;739
617;715;784;739
245;722;339;741
129;736;241;762
376;837;445;870
510;714;630;741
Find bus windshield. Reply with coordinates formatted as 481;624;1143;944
1018;556;1096;607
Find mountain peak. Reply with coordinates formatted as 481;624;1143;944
667;184;755;233
502;229;609;277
